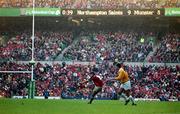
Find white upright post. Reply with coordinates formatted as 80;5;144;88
31;0;35;82
29;0;35;99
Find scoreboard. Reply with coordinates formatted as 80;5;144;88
0;8;179;16
61;9;164;16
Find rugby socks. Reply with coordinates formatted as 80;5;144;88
88;92;96;104
129;95;135;104
120;93;128;101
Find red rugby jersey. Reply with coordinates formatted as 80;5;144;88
90;75;103;87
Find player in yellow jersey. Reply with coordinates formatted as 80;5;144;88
113;62;136;106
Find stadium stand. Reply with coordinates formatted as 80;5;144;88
0;0;179;9
0;0;179;102
0;31;73;61
0;62;179;100
0;31;179;63
149;33;179;63
63;31;153;62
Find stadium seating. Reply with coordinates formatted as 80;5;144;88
0;62;179;100
1;31;179;63
0;0;179;107
149;33;179;63
0;0;179;9
63;31;153;62
0;31;73;61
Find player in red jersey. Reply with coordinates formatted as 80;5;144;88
81;72;103;104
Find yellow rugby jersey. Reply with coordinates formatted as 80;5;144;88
115;68;129;83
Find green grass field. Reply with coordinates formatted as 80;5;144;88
0;99;179;114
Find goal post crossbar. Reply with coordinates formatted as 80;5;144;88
0;71;31;73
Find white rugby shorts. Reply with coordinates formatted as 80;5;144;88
120;80;131;90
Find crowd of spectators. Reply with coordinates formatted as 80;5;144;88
130;64;180;100
1;31;179;63
0;62;179;101
0;62;31;97
0;62;31;71
0;31;73;61
149;33;179;63
0;73;30;97
34;31;73;61
0;32;31;61
64;31;153;62
0;0;179;9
